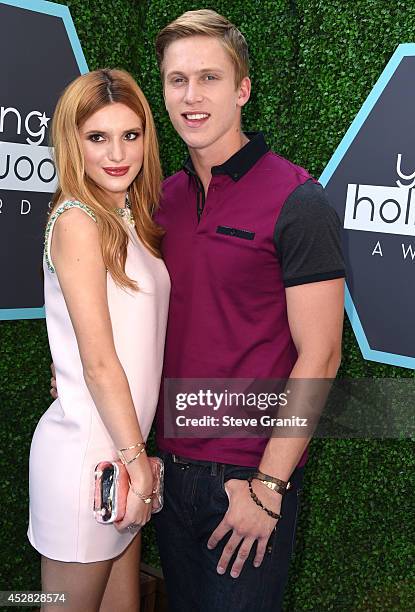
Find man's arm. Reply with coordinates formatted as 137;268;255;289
258;277;344;481
50;363;57;399
207;277;344;577
207;180;345;577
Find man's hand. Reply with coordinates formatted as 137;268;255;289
207;478;281;578
50;363;58;399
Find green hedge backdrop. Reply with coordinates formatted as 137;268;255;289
0;0;414;609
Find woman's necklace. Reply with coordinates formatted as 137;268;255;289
115;192;135;226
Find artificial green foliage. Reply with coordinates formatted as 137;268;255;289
59;0;144;74
1;1;414;610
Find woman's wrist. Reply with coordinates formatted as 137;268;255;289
117;441;146;465
126;452;152;484
129;480;153;504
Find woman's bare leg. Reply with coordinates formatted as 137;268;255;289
41;555;113;612
99;533;141;612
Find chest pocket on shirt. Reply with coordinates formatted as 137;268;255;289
216;225;255;240
208;223;278;294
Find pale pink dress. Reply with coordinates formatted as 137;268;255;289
27;200;170;562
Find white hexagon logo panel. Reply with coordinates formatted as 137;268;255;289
0;0;87;319
321;44;415;369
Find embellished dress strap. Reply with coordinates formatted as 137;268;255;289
44;200;97;274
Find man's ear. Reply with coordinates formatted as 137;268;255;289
237;76;251;108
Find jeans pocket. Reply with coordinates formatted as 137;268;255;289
263;483;302;560
222;466;256;485
218;466;257;504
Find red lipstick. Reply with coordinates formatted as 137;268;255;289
103;166;129;177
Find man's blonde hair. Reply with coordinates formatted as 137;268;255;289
155;9;249;87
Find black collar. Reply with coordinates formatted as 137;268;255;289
183;132;269;182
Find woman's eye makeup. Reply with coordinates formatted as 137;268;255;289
86;131;141;142
124;131;140;140
88;133;105;142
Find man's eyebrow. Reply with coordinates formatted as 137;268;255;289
166;68;225;78
165;70;185;79
198;68;225;74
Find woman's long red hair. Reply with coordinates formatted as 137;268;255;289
51;68;163;290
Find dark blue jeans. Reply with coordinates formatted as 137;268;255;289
153;452;304;612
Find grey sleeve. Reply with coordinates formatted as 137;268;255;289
274;180;345;287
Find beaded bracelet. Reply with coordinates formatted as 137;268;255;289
247;477;282;520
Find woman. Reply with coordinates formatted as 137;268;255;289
27;69;170;611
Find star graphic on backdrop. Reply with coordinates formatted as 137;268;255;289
38;112;50;128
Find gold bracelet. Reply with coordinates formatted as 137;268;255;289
118;445;146;466
129;481;153;505
119;441;146;452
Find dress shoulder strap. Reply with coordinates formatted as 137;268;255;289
44;200;97;274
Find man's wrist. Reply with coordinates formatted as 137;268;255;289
253;470;291;495
248;478;282;519
255;478;285;497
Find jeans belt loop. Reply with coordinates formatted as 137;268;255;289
171;453;219;476
171;453;188;467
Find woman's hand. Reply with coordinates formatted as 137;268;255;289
115;456;154;532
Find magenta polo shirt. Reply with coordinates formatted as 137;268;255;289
155;133;345;468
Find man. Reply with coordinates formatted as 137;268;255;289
151;9;344;612
51;9;344;611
